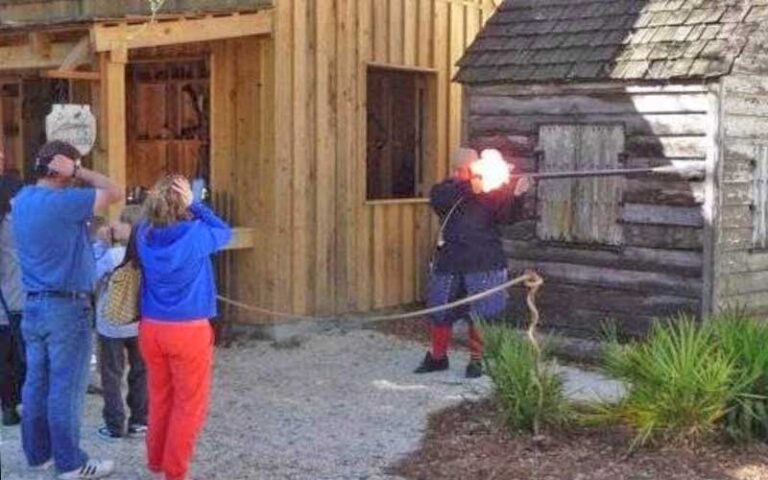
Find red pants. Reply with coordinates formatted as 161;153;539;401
139;319;213;480
431;324;483;361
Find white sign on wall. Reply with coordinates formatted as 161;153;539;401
46;104;97;156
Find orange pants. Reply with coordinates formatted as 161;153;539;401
139;319;213;480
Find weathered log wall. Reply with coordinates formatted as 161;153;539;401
716;72;768;316
466;83;713;336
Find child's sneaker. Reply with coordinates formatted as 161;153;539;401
97;426;122;442
58;459;115;479
128;424;148;438
29;459;54;471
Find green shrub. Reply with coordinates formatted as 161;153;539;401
480;323;570;434
710;309;768;442
603;315;736;448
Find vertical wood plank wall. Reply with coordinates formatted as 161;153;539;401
243;0;498;319
210;36;275;319
0;0;495;323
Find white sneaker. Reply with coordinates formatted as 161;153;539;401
30;459;53;470
58;459;115;479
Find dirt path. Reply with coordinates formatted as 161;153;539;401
1;330;493;480
0;328;628;480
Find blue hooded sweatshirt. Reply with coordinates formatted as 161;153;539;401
137;202;232;321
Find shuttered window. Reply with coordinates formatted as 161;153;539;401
753;145;768;249
537;124;625;246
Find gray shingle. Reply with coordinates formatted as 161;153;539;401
686;23;707;40
649;42;673;60
648;11;674;27
685;7;726;25
699;24;722;40
667;58;695;76
721;6;750;23
456;0;759;84
667;9;694;25
568;61;608;78
683;40;709;58
672;25;695;41
652;25;679;42
746;6;768;21
619;60;652;78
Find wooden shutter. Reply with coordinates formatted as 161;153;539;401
537;124;625;245
537;125;579;242
576;125;624;245
753;145;768;249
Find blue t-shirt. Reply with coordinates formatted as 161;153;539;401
12;186;96;293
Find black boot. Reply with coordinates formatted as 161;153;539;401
2;407;21;426
414;352;449;374
465;360;483;379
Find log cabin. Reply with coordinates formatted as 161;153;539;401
0;0;499;325
456;0;768;336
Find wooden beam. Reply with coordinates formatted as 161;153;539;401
28;32;52;59
41;70;100;81
223;227;256;251
90;12;273;53
0;41;79;71
99;51;127;220
59;36;92;71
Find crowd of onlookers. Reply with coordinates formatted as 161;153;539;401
1;143;532;479
0;141;231;480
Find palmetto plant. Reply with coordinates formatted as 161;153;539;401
710;309;768;442
480;322;570;434
602;315;736;448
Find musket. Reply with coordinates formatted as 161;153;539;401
509;164;702;181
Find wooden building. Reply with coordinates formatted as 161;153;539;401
0;0;498;321
456;0;768;336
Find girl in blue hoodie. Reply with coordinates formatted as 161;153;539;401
137;175;231;480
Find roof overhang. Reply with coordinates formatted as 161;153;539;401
0;9;272;77
0;0;273;29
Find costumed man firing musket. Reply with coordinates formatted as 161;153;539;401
415;147;530;378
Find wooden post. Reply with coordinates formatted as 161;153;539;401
100;47;127;220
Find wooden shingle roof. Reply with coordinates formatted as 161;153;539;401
456;0;767;85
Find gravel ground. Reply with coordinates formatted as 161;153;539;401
0;329;621;480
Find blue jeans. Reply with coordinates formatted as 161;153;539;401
21;296;93;472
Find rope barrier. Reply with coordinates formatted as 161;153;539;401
216;270;544;324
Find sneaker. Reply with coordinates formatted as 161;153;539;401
58;459;115;479
2;407;21;426
414;352;449;374
97;426;123;442
128;424;148;438
30;459;54;471
465;360;483;379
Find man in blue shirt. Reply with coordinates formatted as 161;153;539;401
12;140;123;480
